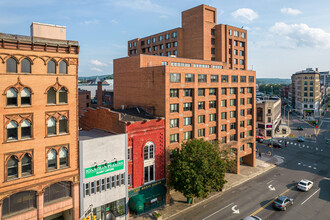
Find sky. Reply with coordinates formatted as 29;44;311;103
1;0;330;78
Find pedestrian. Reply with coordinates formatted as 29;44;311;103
285;142;287;147
259;151;262;158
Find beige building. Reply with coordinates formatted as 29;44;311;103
256;98;281;138
291;68;321;118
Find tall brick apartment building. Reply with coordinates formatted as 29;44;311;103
0;23;80;219
115;4;256;176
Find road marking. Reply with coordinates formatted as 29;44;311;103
291;142;293;144
266;180;274;184
232;205;240;214
268;185;276;191
313;167;317;170
316;147;318;151
250;185;296;216
308;166;311;168
202;202;234;220
299;144;300;147
301;189;320;205
298;162;301;165
307;146;309;148
321;149;323;152
295;143;297;146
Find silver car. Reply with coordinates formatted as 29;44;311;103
272;195;293;211
243;216;262;220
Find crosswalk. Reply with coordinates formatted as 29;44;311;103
278;140;323;152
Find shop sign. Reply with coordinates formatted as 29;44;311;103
85;160;124;178
129;179;166;200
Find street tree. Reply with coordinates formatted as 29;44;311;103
168;138;227;204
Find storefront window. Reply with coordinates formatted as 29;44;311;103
94;198;126;219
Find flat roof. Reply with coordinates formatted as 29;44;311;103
113;107;160;122
79;128;116;141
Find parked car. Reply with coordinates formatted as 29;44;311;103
243;216;262;220
272;195;293;211
298;136;305;142
297;126;304;131
297;179;313;191
273;142;282;148
256;136;264;143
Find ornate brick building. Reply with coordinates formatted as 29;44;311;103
0;23;79;219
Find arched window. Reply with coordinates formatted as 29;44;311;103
144;141;154;160
20;87;31;105
59;116;68;134
7;156;18;178
21;154;32;175
6;58;17;73
21;120;31;139
2;191;36;217
47;87;56;104
59;60;67;74
44;181;71;204
47;60;56;74
47;149;57;170
59;87;68;103
6;88;17;106
59;148;68;167
7;121;18;141
47;117;56;135
21;58;31;73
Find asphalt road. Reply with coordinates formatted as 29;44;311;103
170;111;330;220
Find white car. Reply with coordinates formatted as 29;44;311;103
297;179;313;191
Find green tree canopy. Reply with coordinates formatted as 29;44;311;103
168;139;227;203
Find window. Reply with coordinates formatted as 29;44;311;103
170;89;179;98
248;76;254;83
170;104;179;113
111;176;115;188
198;101;205;110
234;59;238;64
240;132;245;139
7;58;18;73
59;147;68;167
221;75;228;83
152;37;156;43
232;75;238;83
230;88;236;94
211;48;215;55
183;131;193;140
240;42;245;47
310;87;313;91
128;148;131;161
240;98;245;105
211;75;219;82
59;61;67;74
59;117;68;134
128;174;131;186
240;145;244;151
209;101;216;108
230;123;236;130
247;98;252;104
21;58;31;73
221;137;227;143
247;143;252;149
166;43;171;48
161;61;168;66
153;46;158;51
240;109;245;116
198;88;205;96
234;49;238;55
184;89;193;97
47;149;57;170
172;32;177;38
47;117;56;136
6;88;17;106
21;120;31;139
247;108;252;115
171;62;191;67
21;88;31;105
230;134;236;141
2;191;36;217
21;154;32;176
240;50;245;56
234;40;238;46
170;134;179;143
234;31;239;37
240;121;245;127
211;29;215;36
184;102;193;111
209;114;216;122
241;32;245;38
230;99;236;106
59;87;68;103
230;111;236;118
221;124;227;132
170;73;181;83
44;181;71;203
144;142;154;160
160;44;163;50
144;164;154;183
7;121;18;141
198;129;205;137
247;119;252;126
240;59;244;65
170;118;179;128
221;100;227;107
229;29;232;35
247;87;253;93
198;115;205;124
159;35;163;41
209;88;216;95
211;38;215;45
268;117;271;123
221;88;227;95
240;87;245;94
221;112;227;119
185;74;194;82
47;60;56;74
7;156;18;179
247;130;252;137
47;87;56;104
183;117;192;126
209;126;216;135
198;74;207;82
310;104;314;108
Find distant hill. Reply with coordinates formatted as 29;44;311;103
78;74;112;82
256;78;291;85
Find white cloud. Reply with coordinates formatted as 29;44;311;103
111;19;118;24
280;8;302;16
231;8;258;22
91;67;102;72
81;19;99;25
90;59;108;66
270;22;330;48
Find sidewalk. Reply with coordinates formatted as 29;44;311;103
273;124;291;138
132;159;276;220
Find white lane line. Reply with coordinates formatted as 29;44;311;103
316;147;318;151
307;146;309;148
295;143;297;146
301;189;320;205
291;142;293;144
202;202;234;220
266;180;274;184
303;145;305;147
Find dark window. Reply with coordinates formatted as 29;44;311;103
183;102;193;111
170;89;179;98
59;61;67;74
59;117;68;134
47;149;57;170
47;118;57;135
21;88;31;105
21;154;32;175
184;89;193;97
211;48;215;54
232;75;238;83
47;88;56;104
185;74;194;82
7;121;18;141
7;156;18;178
211;75;219;82
47;60;56;74
59;148;68;167
170;73;181;83
209;88;216;95
2;191;36;217
248;76;254;83
211;29;215;36
21;58;31;73
44;181;71;204
198;74;207;82
6;58;17;73
59;87;68;103
198;88;205;96
21;120;31;139
6;88;17;106
221;75;228;83
240;76;246;82
209;101;216;108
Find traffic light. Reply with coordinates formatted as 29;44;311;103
93;215;97;220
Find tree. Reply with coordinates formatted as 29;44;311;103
168;138;227;204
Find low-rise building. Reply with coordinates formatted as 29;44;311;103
256;97;281;138
79;89;91;116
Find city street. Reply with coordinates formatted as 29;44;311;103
169;111;330;220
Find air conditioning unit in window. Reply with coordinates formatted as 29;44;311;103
170;55;177;58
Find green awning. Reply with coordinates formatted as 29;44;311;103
129;194;145;212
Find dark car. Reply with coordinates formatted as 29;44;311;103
297;126;303;131
273;142;282;148
273;195;293;211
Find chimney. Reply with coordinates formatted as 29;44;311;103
30;22;66;40
97;81;102;106
316;68;319;72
